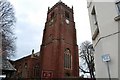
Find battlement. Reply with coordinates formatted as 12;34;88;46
48;1;73;13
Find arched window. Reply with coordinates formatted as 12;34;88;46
24;63;27;69
65;11;69;19
33;64;40;78
51;12;55;19
64;48;71;69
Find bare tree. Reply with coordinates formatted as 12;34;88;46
79;41;95;78
0;0;16;59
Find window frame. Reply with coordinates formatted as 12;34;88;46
51;12;55;19
116;1;120;15
65;11;70;19
91;6;99;40
64;48;72;69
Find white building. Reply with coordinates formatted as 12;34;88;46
87;0;120;79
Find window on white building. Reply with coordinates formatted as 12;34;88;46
91;8;97;25
114;0;120;21
91;6;99;40
116;1;120;14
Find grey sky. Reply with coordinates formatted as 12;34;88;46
9;0;92;60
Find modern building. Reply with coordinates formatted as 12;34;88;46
87;0;120;79
12;1;79;79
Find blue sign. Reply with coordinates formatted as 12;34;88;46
102;54;111;62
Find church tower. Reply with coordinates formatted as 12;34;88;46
40;1;79;78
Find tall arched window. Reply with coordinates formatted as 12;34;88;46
64;48;71;69
33;64;40;78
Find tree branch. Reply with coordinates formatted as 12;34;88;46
79;66;90;73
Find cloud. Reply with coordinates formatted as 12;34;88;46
9;0;92;60
14;21;42;59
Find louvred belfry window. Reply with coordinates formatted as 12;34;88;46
65;11;69;19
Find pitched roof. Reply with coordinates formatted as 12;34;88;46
14;51;40;62
0;58;16;71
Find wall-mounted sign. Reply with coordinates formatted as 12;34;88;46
101;54;111;62
42;70;53;78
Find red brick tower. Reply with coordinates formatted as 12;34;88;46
40;1;79;78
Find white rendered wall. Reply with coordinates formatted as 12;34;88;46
87;2;119;78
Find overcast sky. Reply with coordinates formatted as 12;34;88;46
9;0;92;60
